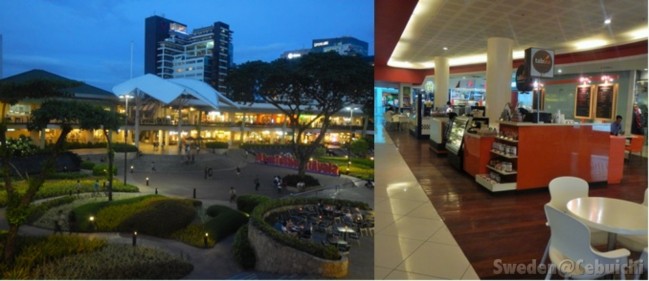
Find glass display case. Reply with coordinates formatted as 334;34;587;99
446;116;471;155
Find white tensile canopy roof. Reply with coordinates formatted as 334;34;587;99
112;74;231;109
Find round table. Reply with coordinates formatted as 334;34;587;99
566;197;648;250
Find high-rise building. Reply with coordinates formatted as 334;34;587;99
310;36;368;57
144;16;233;92
0;34;3;79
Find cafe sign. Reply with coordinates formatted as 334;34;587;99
525;48;554;78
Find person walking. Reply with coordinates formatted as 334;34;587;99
235;166;241;176
229;186;237;203
254;176;260;191
93;179;99;197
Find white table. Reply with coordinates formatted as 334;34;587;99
337;226;356;241
566;197;648;250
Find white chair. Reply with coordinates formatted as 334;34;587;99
544;204;630;280
540;176;608;265
616;189;648;252
633;248;647;280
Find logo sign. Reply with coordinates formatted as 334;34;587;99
525;48;554;78
313;41;329;47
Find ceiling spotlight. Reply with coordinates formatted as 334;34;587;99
604;18;611;25
443;47;448;51
557;69;562;73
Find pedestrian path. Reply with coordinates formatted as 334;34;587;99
1;147;375;279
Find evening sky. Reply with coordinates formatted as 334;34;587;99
0;0;373;90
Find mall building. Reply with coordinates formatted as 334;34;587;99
0;70;367;150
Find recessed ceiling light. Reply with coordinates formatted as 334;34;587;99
574;39;608;50
443;47;448;51
604;18;611;25
557;69;562;73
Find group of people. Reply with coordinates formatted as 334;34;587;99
611;103;646;136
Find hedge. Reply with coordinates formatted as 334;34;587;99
232;225;256;270
205;204;234;217
112;143;138;153
281;174;320;188
73;195;165;232
117;199;197;237
205;142;229;149
26;196;75;224
203;204;248;242
250;197;371;260
236;194;271;214
92;164;117;176
29;244;193;279
80;161;95;170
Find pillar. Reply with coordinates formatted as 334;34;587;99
485;37;514;127
434;57;450;109
624;70;637;134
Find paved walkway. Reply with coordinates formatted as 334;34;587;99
0;147;374;279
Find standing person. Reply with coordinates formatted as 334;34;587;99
93;179;99;197
254;176;260;191
632;103;644;135
53;210;64;234
229;186;237;203
610;115;624;136
68;211;77;234
236;166;241;176
75;179;81;197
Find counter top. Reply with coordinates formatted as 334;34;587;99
499;121;608;127
465;132;497;138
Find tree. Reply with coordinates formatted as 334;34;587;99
0;79;79;263
226;52;373;176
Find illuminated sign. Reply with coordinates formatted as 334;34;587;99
525;48;554;78
287;53;302;59
313;41;329;47
170;23;187;33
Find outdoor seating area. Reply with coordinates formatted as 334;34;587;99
267;203;374;255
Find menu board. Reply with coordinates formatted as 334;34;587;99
574;85;594;119
594;84;618;120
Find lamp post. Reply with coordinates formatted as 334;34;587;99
346;107;358;169
120;95;133;186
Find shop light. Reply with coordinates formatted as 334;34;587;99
627;27;649;40
557;69;562;73
604;18;611;25
443;47;448;51
579;77;591;85
574;39;608;50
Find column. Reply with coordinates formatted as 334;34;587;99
434;56;450;109
485;37;514;127
624;70;637;134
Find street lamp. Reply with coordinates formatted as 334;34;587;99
120;95;133;186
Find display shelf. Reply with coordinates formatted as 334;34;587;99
496;136;519;143
487;165;518;175
476;174;517;192
490;150;518;159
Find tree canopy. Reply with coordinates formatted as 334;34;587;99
225;52;373;176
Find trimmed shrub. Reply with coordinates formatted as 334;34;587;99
30;244;193;279
205;142;229;149
92;164;117;176
26;196;75;224
236;194;271;214
4;235;107;279
250;197;371;261
171;223;215;248
281;174;320;187
232;225;256;270
73;195;165;232
118;200;196;237
205;204;233;217
204;205;248;242
112;143;138;153
80;161;95;170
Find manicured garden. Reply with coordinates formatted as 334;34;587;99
317;156;374;180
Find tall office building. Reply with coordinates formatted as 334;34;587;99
144;16;233;92
310;36;368;57
0;34;3;79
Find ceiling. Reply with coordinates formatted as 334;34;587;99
377;0;648;71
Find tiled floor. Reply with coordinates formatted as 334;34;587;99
374;129;479;280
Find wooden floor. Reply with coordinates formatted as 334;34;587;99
389;130;648;279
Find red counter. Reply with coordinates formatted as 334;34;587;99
476;122;626;191
463;133;495;177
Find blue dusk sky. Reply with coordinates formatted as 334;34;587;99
0;0;373;91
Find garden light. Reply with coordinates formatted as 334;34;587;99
204;232;209;248
146;177;149;186
133;231;137;247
